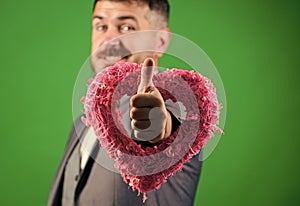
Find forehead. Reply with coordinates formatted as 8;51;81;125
93;1;150;21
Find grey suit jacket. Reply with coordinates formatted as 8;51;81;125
48;116;203;206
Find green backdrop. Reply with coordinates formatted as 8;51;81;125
0;0;299;205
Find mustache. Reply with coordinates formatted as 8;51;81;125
95;42;131;59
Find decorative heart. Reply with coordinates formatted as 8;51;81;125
81;62;222;202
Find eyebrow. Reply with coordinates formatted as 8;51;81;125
93;16;104;20
92;15;138;23
117;16;137;22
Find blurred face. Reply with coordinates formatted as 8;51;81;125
91;1;169;73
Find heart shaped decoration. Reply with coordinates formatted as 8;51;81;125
81;61;222;202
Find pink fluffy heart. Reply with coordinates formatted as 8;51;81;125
81;61;222;202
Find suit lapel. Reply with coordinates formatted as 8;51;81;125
47;117;88;206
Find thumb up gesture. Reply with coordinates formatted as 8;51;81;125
130;58;172;143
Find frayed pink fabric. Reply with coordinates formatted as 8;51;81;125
82;62;222;202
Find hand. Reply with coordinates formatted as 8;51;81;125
130;58;172;143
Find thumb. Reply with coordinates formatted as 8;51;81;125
138;58;155;93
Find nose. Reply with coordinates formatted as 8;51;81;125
101;27;121;47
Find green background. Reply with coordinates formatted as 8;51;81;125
0;0;299;205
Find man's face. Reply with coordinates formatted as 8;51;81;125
91;1;163;73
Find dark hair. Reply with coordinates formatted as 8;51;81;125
93;0;170;22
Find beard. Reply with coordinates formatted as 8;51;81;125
91;40;132;74
91;37;158;74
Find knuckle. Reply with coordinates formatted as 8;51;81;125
131;119;151;130
134;131;141;139
131;119;137;129
130;94;138;106
130;107;137;119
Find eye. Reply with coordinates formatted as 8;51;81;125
120;25;136;33
96;25;107;31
